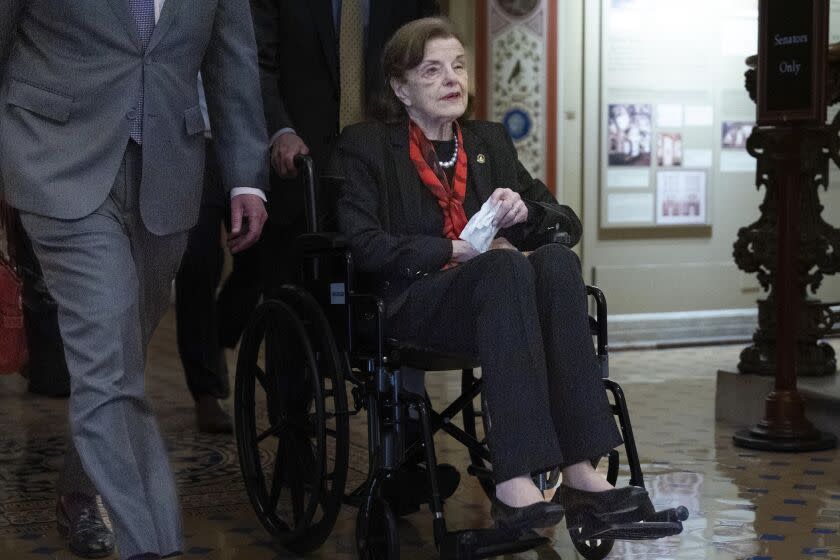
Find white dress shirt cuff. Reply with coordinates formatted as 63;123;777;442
270;127;297;147
230;187;267;202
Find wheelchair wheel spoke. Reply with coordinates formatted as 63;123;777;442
284;433;314;526
268;440;287;513
289;459;306;524
257;421;286;443
253;365;268;388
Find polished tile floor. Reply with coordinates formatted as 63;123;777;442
0;311;838;559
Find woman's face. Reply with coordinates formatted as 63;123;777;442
392;37;469;127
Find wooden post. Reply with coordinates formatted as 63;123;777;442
733;0;836;451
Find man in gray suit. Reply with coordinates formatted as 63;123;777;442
0;1;268;558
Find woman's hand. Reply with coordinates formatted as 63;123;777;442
451;239;479;263
489;188;528;228
490;237;517;251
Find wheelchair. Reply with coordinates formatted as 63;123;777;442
233;156;687;559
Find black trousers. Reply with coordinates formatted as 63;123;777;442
387;244;622;483
174;145;262;400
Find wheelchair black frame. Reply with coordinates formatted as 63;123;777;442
240;154;683;558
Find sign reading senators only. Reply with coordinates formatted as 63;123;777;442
757;0;828;125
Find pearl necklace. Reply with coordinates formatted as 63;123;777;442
438;134;459;169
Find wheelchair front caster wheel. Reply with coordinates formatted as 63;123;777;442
569;527;615;560
357;498;399;560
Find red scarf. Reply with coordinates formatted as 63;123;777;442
408;120;468;240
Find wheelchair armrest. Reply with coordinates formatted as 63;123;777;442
348;292;387;362
296;232;347;254
586;285;609;377
549;230;573;247
348;291;384;307
528;200;582;249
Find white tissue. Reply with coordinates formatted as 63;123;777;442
459;199;500;253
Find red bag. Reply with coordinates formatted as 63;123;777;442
0;203;28;374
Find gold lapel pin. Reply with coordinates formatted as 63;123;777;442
477;154;486;163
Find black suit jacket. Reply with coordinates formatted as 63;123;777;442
250;0;439;223
333;119;583;309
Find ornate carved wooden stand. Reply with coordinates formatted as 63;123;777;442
733;123;838;450
735;48;840;378
732;3;836;451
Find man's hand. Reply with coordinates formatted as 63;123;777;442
489;188;528;229
229;194;267;253
490;237;517;251
271;132;310;177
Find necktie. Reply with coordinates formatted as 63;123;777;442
339;0;365;130
128;0;155;143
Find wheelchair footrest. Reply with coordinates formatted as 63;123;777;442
579;520;683;541
575;505;688;541
439;528;548;560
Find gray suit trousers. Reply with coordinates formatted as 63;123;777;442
19;141;188;559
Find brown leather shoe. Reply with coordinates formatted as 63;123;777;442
56;494;115;559
195;395;233;434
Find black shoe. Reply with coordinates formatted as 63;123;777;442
555;485;649;527
56;495;115;559
490;499;565;530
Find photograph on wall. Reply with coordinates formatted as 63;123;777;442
721;121;754;150
656;132;683;167
607;103;652;166
656;170;706;225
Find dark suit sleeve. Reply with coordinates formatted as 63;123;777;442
498;127;582;248
420;0;441;16
336;131;453;278
248;0;294;136
0;0;24;83
201;0;270;192
0;0;23;198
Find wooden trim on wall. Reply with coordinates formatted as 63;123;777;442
598;226;713;240
545;0;558;193
474;0;488;120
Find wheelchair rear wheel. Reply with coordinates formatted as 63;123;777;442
235;290;350;553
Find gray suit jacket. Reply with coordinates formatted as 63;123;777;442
0;0;268;235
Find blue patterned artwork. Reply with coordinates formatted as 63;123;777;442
503;108;532;140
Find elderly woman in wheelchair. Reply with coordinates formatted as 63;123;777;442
234;16;686;560
336;16;651;529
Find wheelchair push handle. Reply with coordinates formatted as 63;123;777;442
294;154;319;234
